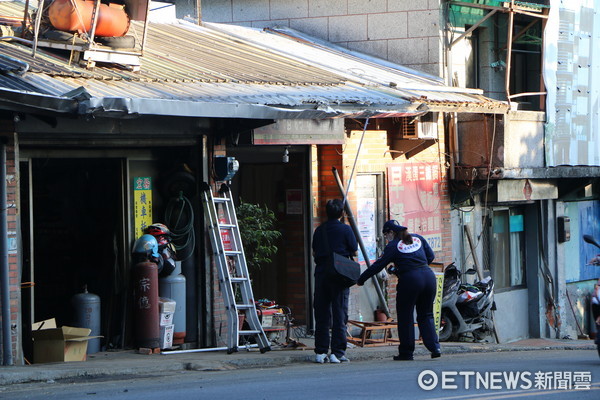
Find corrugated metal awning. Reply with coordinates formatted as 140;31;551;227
0;1;508;119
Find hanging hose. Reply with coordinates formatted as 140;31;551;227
165;193;195;261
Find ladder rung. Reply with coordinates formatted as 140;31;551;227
239;330;261;335
204;187;270;352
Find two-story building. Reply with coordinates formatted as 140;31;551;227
193;0;600;343
0;0;504;364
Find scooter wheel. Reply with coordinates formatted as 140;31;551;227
439;313;454;342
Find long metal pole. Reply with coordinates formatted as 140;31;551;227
1;140;13;365
332;167;390;317
505;0;515;102
161;344;258;355
342;118;368;208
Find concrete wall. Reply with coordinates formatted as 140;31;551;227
454;194;550;343
561;200;600;339
566;280;597;339
495;288;530;343
504;111;545;169
196;0;444;76
308;121;450;325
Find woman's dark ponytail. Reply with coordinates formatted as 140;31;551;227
400;229;413;245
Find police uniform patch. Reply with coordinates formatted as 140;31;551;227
397;237;422;253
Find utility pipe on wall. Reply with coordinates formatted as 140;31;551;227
332;167;390;318
0;140;13;365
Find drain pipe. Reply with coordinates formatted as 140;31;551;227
0;139;13;365
332;167;390;318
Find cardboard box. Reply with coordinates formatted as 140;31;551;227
32;318;100;363
32;318;57;331
159;297;176;312
159;298;176;326
160;324;174;349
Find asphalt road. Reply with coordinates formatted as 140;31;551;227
1;350;599;400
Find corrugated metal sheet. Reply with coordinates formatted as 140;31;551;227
211;23;503;109
0;22;348;86
0;0;507;118
0;74;43;92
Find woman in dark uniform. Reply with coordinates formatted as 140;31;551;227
357;220;441;360
312;199;358;363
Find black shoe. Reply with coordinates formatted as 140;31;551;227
431;351;441;359
393;354;414;361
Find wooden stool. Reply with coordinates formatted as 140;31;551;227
346;320;400;347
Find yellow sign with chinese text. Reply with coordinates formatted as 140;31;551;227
134;177;152;237
433;272;444;329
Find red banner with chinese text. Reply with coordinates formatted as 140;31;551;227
387;163;442;251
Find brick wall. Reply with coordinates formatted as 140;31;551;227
212;259;228;347
209;140;229;347
342;127;451;261
316;144;344;222
310;121;451;322
200;0;444;77
211;119;451;342
0;117;21;364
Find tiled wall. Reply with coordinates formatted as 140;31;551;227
197;0;444;76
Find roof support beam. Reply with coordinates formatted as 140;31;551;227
450;9;498;49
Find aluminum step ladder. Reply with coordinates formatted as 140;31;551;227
202;183;271;354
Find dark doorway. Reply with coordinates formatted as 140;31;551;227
228;145;310;324
24;158;124;356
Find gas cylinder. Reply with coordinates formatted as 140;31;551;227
71;285;101;354
48;0;130;37
132;261;160;349
159;261;186;344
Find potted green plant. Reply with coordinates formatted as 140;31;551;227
234;200;282;327
236;201;282;272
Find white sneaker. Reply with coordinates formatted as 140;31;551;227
329;354;341;363
338;355;350;362
315;353;328;363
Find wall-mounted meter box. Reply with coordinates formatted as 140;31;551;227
557;216;570;243
214;156;239;181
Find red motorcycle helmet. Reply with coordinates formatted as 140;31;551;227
145;223;171;246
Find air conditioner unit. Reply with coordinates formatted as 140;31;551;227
398;113;438;139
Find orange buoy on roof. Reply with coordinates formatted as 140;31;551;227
48;0;130;38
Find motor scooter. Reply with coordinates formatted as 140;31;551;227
439;262;496;342
581;235;600;358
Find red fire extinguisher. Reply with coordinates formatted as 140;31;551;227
218;205;233;251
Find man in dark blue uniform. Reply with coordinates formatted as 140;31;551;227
312;199;358;363
357;220;441;361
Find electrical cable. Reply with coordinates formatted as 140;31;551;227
537;202;560;337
